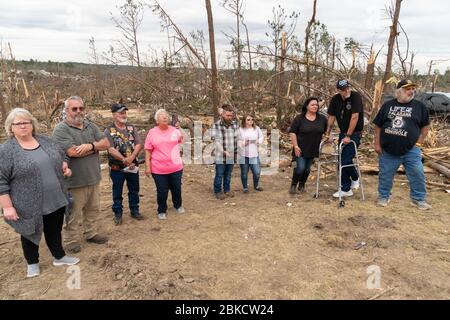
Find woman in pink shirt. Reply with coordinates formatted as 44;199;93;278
144;109;184;220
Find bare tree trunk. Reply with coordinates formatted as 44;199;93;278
304;0;317;96
407;52;415;78
236;0;242;90
331;36;336;70
431;74;438;93
365;46;376;91
426;60;434;91
382;0;402;94
205;0;220;120
0;89;7;126
276;32;287;129
133;20;141;68
241;19;253;84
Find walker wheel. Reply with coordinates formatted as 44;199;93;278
313;193;320;199
339;200;345;207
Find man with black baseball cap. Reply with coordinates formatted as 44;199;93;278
111;103;128;113
325;79;365;198
373;79;432;210
104;103;144;225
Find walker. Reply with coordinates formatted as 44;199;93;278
313;133;365;207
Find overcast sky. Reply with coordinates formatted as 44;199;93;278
0;0;449;73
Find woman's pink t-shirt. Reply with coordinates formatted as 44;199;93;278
144;126;183;174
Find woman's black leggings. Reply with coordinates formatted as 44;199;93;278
20;207;66;264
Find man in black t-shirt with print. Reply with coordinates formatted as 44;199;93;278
373;79;432;210
325;79;364;198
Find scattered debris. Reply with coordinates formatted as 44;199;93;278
353;241;367;250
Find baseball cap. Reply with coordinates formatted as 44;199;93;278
396;79;417;89
336;79;350;90
111;103;128;113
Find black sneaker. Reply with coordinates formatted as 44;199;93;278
114;216;122;225
289;185;298;194
131;213;144;221
298;183;305;193
215;192;226;200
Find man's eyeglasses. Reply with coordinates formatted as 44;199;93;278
12;121;32;126
71;107;85;112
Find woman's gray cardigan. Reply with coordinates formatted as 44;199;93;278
0;134;68;245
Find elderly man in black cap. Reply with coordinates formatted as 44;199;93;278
104;103;144;225
325;79;365;198
372;80;432;210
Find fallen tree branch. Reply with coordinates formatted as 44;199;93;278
426;160;450;179
395;179;450;189
368;287;396;300
40;283;51;296
360;165;435;175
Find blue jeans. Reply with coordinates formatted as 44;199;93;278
110;169;140;217
293;156;314;185
214;164;234;194
339;133;361;191
152;170;183;214
378;146;426;201
239;157;261;190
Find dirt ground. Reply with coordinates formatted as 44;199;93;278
0;161;449;300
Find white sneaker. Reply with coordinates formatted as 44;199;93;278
158;213;167;220
411;200;432;210
377;198;390;207
175;207;185;214
351;179;360;190
53;255;80;266
27;263;40;278
333;190;354;198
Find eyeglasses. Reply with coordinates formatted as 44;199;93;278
246;118;254;121
12;121;32;126
70;107;85;112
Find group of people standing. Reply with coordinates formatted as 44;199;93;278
0;78;432;279
287;78;431;211
211;104;265;199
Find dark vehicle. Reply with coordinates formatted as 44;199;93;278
415;92;450;115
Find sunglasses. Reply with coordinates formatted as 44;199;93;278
71;107;85;112
12;121;32;126
246;118;254;121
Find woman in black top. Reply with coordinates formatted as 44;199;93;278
288;97;327;194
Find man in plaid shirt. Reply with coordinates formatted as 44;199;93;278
211;104;239;200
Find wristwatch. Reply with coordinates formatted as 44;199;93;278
91;143;96;151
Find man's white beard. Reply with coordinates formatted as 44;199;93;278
69;115;84;125
397;90;415;103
